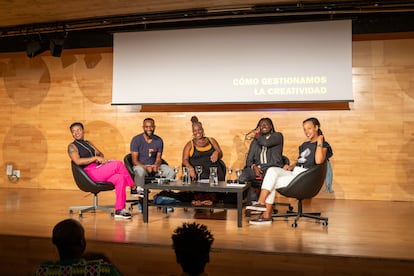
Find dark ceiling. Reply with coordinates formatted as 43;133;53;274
1;0;413;54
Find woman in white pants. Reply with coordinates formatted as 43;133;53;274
247;117;333;225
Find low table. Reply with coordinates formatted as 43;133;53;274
142;180;250;227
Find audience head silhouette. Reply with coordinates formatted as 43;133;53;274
52;218;86;260
36;219;122;275
172;222;214;276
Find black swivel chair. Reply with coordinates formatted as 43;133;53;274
272;162;328;228
217;159;227;181
69;161;115;218
123;153;144;212
123;153;135;179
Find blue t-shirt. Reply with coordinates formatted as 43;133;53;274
296;141;333;168
130;133;164;165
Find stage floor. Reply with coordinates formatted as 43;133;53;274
1;187;414;262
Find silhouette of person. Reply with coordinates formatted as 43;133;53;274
172;222;214;276
35;218;121;275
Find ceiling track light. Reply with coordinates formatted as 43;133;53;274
49;38;65;57
26;40;46;58
2;2;414;39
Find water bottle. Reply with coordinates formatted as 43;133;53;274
209;167;218;185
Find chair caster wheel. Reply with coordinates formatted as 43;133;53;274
69;210;74;216
291;222;298;228
322;221;328;226
78;212;83;218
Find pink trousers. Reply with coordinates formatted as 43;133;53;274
84;160;134;211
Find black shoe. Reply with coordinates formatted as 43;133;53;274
114;209;132;219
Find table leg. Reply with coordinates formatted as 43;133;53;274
143;188;149;223
237;190;242;227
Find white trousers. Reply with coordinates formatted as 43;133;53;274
261;166;308;205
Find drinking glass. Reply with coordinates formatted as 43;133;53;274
235;169;242;184
158;167;164;178
173;166;179;179
195;165;203;182
227;167;233;183
157;168;164;184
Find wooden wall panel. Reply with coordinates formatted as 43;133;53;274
0;39;413;201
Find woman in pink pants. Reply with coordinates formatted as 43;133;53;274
67;122;134;219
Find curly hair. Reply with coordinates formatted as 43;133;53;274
172;222;214;275
256;117;275;132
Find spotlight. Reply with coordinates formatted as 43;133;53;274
26;40;46;58
50;38;65;57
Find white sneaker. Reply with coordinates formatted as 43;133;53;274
246;203;267;212
249;216;273;225
131;186;145;197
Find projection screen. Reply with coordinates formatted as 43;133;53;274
112;20;352;105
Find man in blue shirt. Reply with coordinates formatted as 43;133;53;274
130;118;175;196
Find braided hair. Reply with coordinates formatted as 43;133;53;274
256;117;275;132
